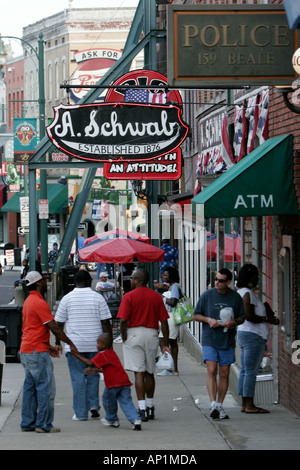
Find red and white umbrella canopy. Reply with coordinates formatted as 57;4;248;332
84;228;151;245
79;237;164;264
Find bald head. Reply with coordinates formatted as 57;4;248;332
75;269;92;287
131;268;149;287
97;332;112;349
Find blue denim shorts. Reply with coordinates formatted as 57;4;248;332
202;345;235;366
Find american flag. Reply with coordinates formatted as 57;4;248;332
124;89;170;104
221;113;235;167
246;95;259;154
194;178;201;196
233;102;247;162
257;90;269;145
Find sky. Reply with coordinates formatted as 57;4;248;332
1;0;139;56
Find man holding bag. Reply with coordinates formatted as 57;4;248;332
193;268;244;420
117;268;170;422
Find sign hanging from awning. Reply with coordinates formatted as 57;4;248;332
46;102;188;162
192;134;299;218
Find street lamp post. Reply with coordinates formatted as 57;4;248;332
37;33;48;272
2;33;46;271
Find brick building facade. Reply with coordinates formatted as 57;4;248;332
169;0;300;415
269;86;300;414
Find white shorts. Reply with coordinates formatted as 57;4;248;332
159;312;179;340
123;327;159;374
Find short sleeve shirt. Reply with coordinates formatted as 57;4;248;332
194;287;245;349
91;349;132;389
159;244;178;274
117;287;169;329
20;291;54;353
55;287;112;353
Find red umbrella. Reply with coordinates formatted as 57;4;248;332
84;228;151;245
79;237;165;264
207;233;217;261
207;233;241;262
224;234;241;262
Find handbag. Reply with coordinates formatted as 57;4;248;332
156;352;174;370
173;292;194;326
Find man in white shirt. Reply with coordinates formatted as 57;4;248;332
55;270;112;421
96;272;115;301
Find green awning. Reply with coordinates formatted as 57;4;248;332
192;135;299;218
0;184;68;214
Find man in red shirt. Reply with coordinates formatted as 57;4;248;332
20;271;77;433
117;268;170;422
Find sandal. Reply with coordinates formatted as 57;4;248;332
245;407;270;414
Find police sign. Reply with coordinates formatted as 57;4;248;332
167;5;298;87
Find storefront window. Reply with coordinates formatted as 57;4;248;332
206;216;242;287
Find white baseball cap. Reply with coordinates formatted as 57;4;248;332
100;272;108;277
25;271;43;286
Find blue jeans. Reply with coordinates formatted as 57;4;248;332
97;263;113;279
105;264;114;278
102;385;140;424
237;331;266;398
66;352;100;419
97;263;105;280
20;351;56;432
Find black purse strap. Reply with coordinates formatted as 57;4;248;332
174;283;184;299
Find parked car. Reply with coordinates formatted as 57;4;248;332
87;262;97;271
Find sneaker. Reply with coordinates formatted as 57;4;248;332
157;369;173;376
218;404;229;419
90;409;100;419
101;417;120;428
72;414;87;421
209;404;220;420
113;335;123;344
132;419;142;431
147;407;155;420
138;409;148;422
35;427;61;433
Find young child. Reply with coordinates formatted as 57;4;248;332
72;332;142;430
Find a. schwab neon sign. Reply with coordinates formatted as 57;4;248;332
47;102;189;162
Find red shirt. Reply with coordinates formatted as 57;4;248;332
20;291;54;353
91;349;132;389
117;286;169;329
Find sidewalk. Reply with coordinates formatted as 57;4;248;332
0;342;299;451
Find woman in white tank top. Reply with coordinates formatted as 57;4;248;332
236;264;279;414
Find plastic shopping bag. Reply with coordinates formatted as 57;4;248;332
173;295;194;326
156;352;175;370
219;307;234;332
